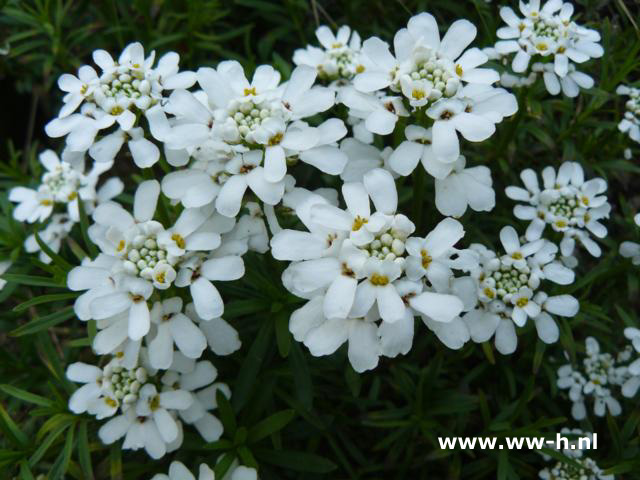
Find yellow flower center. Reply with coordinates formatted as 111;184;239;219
268;132;283;146
244;87;257;96
421;250;432;269
370;273;389;286
511;252;523;260
516;297;529;308
455;64;463;76
171;233;185;249
117;240;126;252
352;215;368;231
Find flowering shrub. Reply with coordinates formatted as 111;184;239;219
1;1;640;478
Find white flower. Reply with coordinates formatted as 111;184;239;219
506;161;610;257
622;328;640;398
340;12;516;147
148;297;207;369
463;226;578;354
434;156;495;217
557;337;628;420
24;213;74;264
293;25;366;83
494;0;603;97
99;381;192;459
539;456;614;480
151;461;214;480
338;87;409;135
273;172;471;370
339;138;394;182
9;150;121;223
616;84;640;143
46;42;195;166
531;61;594;97
160;358;229;442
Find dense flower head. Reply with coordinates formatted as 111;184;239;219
67;180;246;343
46;42;195;168
154;61;348;219
463;226;578;354
616;84;640;143
3;6;635;476
339;12;517;159
272;168;478;371
506;161;610;257
9;150;122;224
557;337;632;420
494;0;603;97
67;351;229;459
294;25;365;83
539;456;613;480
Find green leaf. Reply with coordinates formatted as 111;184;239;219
0;402;28;447
213;452;235;479
288;342;313;410
34;232;72;271
19;460;36;480
233;320;273;411
274;310;291;357
12;292;79;312
0;273;62;288
216;390;237;437
10;306;75;337
49;423;74;480
77;421;94;480
255;449;337;473
29;420;71;467
78;197;98;258
0;384;53;407
248;409;295;444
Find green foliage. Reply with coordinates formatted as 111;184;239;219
0;0;640;478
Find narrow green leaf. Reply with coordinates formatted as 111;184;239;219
0;384;53;407
10;306;75;337
34;232;72;271
77;421;94;480
255;449;337;473
29;421;71;467
216;390;237;436
49;423;75;480
0;402;29;447
12;292;79;312
0;273;62;288
233;320;273;411
78;198;98;258
248;409;295;444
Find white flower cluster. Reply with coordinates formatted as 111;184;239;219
464;226;578;354
539;457;613;480
9;150;123;262
272;168;476;371
539;428;613;480
67;353;230;458
294;26;366;84
273;172;582;368
492;0;603;97
557;337;634;420
46;42;195;168
506;162;610;257
1;7;617;475
152;460;257;480
332;13;518;217
616;84;640;143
